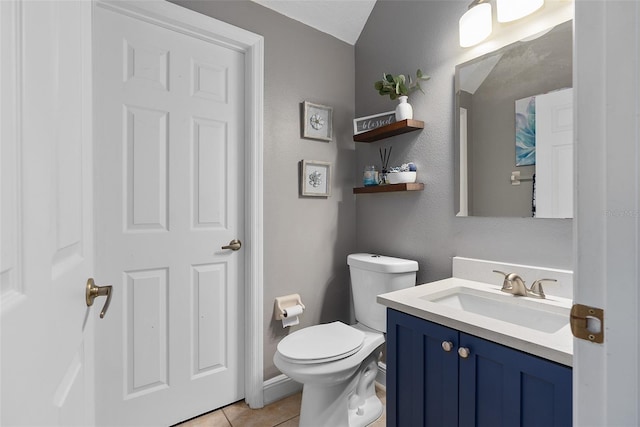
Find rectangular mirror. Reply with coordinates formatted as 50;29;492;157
455;20;573;218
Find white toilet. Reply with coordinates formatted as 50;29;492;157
273;253;418;427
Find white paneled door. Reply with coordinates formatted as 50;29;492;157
93;2;245;425
1;1;94;425
535;88;573;219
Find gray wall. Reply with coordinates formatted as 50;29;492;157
355;1;573;285
173;0;573;385
172;1;357;381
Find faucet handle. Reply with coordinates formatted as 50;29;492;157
528;278;557;299
492;270;512;291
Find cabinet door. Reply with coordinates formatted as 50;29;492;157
387;309;459;427
458;333;572;427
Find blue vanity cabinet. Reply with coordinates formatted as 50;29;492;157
386;308;572;427
386;307;460;426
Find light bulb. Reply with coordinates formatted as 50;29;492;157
497;0;544;23
459;3;493;48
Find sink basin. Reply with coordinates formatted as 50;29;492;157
377;275;574;366
419;286;569;333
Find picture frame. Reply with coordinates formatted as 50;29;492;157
300;160;331;197
515;95;536;166
302;101;333;141
353;111;396;135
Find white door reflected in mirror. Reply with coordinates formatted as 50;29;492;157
535;88;573;218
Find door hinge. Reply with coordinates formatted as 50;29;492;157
570;304;604;343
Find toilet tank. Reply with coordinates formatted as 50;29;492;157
347;253;418;333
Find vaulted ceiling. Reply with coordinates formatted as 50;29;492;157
250;0;377;45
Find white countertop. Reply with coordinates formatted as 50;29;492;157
377;277;573;367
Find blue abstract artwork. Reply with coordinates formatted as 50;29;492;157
515;96;536;166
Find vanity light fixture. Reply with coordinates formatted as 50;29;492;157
459;0;493;48
496;0;544;23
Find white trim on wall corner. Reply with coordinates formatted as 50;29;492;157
244;32;265;410
263;375;303;406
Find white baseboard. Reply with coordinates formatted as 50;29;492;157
262;363;387;406
262;374;303;406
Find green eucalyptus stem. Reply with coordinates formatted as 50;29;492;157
374;69;431;100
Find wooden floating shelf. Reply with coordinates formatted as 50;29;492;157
353;183;425;194
353;119;424;143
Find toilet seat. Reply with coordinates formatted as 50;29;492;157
277;321;365;364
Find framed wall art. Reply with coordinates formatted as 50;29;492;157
302;101;333;141
300;160;331;197
515;95;536;166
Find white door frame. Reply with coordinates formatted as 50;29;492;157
94;0;265;409
574;0;640;425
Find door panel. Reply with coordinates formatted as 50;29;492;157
459;333;572;427
1;1;93;425
535;88;573;218
125;268;169;397
124;106;169;231
193;118;228;228
386;309;459;427
192;263;228;375
94;3;245;425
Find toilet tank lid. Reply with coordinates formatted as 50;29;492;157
347;253;419;273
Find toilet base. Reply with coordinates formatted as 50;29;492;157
348;393;383;427
298;351;382;427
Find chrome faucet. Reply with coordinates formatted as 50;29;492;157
493;270;528;296
528;278;558;299
492;270;557;299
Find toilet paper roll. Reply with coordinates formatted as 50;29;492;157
282;304;304;328
283;304;304;318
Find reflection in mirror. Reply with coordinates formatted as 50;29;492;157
455;20;573;218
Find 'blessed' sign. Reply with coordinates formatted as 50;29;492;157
353;112;396;135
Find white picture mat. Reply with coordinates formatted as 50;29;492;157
301;160;331;197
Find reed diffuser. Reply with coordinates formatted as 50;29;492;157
379;146;392;185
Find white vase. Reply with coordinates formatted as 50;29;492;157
395;96;413;121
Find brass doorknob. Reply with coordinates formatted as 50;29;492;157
221;239;242;251
86;278;112;319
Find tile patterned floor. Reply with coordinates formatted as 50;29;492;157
177;384;386;427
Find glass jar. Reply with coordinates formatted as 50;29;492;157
363;165;379;186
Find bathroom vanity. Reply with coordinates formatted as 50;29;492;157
377;257;574;427
385;309;571;426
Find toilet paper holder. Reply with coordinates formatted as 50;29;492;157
274;294;305;320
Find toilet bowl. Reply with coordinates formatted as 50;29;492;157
273;253;418;427
274;322;384;427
